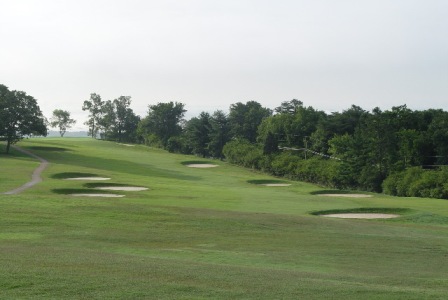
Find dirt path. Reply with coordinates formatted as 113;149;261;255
2;145;49;195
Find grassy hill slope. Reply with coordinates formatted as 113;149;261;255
1;138;447;299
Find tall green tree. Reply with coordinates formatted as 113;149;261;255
82;93;103;138
138;102;186;148
208;110;231;159
184;112;211;157
50;109;76;137
98;100;116;140
98;97;140;143
0;85;47;153
228;101;272;143
112;96;140;142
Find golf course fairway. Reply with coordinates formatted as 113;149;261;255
1;138;447;299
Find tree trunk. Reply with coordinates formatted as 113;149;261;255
5;137;11;154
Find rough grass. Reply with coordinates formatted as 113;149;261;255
1;138;448;299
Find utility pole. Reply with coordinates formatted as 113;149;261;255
303;136;308;160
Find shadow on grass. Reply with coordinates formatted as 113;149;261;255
28;146;70;152
181;160;216;165
310;190;356;195
247;179;289;185
52;188;116;195
83;182;144;188
44;152;202;181
51;172;101;179
310;207;412;216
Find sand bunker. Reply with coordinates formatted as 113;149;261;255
70;193;125;198
118;143;135;147
322;213;399;219
262;184;291;187
95;186;148;191
186;164;218;168
64;177;111;181
319;194;372;198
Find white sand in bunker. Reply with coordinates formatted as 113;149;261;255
64;177;111;181
186;164;218;168
70;193;125;198
322;213;399;219
95;186;148;191
320;194;372;198
262;184;291;187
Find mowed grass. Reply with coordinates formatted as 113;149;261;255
1;139;448;299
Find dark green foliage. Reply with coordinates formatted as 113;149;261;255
184;112;211;157
222;139;263;169
166;136;190;154
228;101;272;143
0;84;47;153
138;102;186;148
262;132;279;155
208;110;231;159
383;167;448;199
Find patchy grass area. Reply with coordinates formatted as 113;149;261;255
1;138;448;299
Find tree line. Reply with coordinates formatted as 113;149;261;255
3;84;448;199
82;94;448;199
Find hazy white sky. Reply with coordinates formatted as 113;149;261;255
1;0;447;130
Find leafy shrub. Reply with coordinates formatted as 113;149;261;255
383;166;448;199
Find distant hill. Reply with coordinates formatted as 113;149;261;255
47;131;89;138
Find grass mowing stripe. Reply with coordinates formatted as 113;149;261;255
0;138;447;299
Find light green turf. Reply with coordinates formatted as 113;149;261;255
0;143;40;193
1;138;447;299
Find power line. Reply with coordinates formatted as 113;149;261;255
278;146;342;161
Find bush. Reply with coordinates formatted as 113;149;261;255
223;139;263;169
383;166;448;199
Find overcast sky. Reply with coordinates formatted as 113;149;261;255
1;0;447;130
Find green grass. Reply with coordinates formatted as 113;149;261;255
1;138;448;299
0;143;40;193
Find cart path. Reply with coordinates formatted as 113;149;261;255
2;145;49;195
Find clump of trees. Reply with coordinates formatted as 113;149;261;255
0;84;47;153
222;101;448;199
77;93;448;199
82;93;140;143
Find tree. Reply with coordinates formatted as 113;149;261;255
228;101;272;143
0;85;47;153
208;110;231;159
82;93;103;138
184;112;211;157
138;102;186;148
50;109;76;137
98;100;116;140
274;99;303;114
